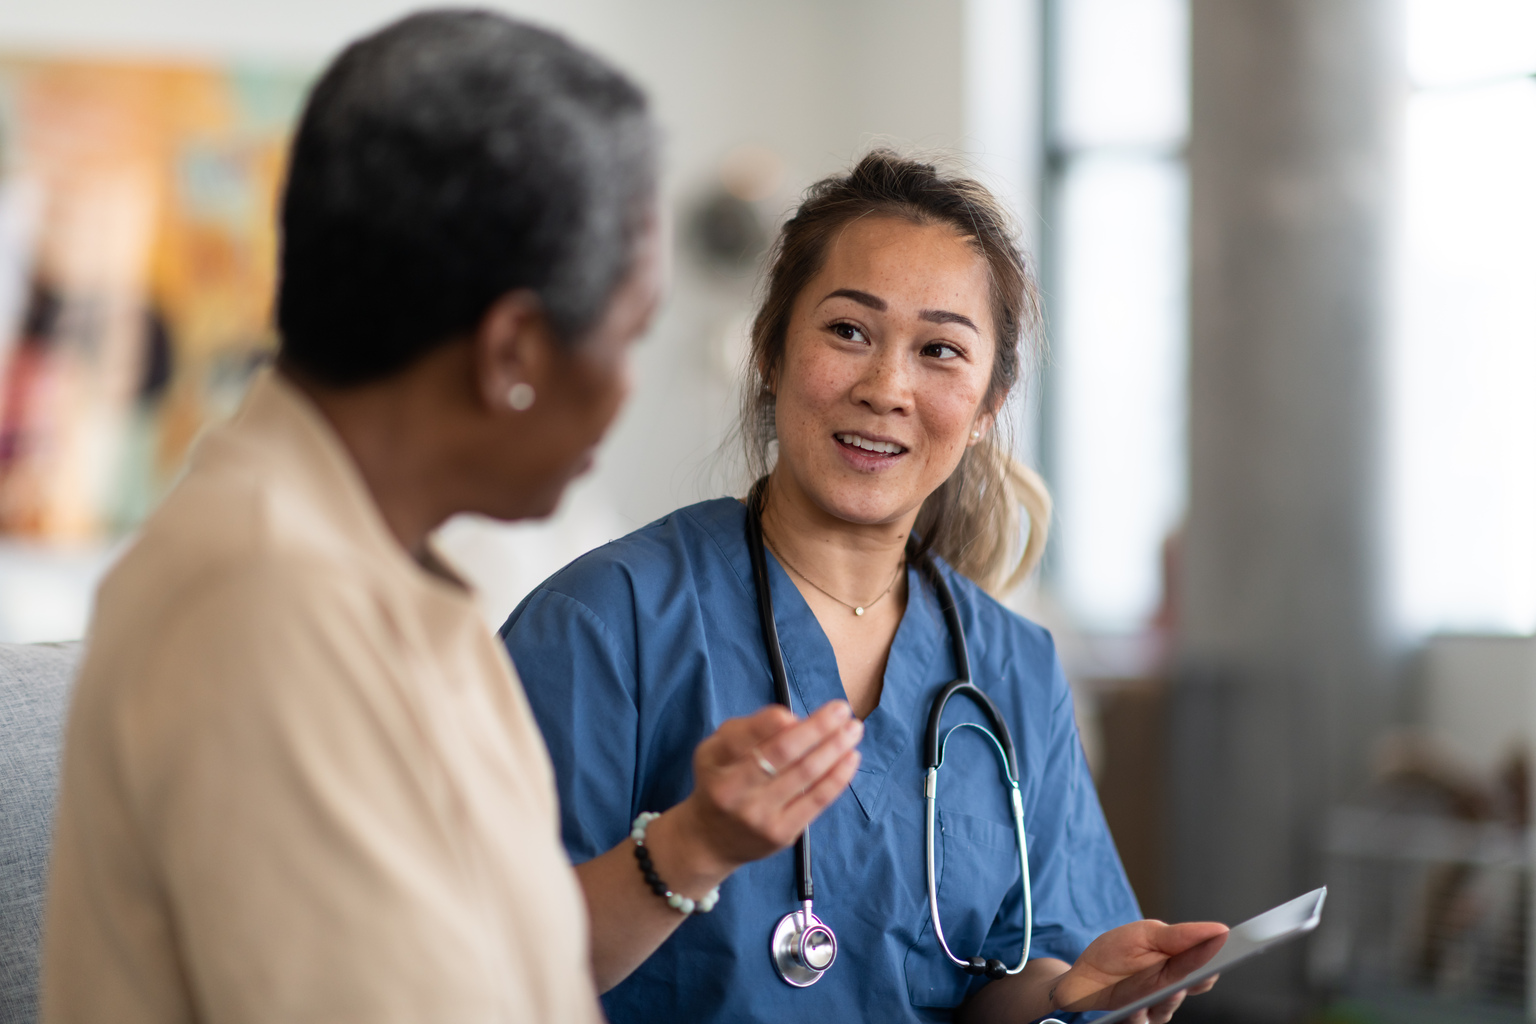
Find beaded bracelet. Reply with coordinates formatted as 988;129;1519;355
630;812;720;916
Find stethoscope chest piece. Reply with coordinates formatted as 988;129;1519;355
771;903;837;987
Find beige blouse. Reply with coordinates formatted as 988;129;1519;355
44;371;603;1024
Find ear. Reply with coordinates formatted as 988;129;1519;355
967;401;1000;447
757;351;778;398
472;290;558;414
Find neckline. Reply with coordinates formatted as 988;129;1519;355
231;370;477;608
696;498;946;820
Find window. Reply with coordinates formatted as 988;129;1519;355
1388;0;1536;635
1041;0;1189;633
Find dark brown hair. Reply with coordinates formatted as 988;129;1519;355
742;150;1051;595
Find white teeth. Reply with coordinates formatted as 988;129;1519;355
836;432;905;455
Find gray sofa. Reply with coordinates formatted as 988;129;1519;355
0;642;81;1024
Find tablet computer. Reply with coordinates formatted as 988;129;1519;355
1086;887;1327;1024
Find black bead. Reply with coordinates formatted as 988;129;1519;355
984;959;1007;980
634;824;690;909
964;957;988;976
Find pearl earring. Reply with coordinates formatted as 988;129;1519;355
971;429;981;440
507;382;536;411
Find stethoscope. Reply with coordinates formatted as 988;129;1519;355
745;483;1036;990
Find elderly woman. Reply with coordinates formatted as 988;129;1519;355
42;13;860;1024
503;152;1225;1023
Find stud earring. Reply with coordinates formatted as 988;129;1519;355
507;382;536;411
971;429;981;440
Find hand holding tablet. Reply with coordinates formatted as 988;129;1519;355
1048;919;1230;1021
1057;888;1328;1024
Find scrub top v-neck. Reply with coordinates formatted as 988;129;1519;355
501;497;1138;1023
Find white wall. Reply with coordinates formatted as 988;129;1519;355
1418;635;1536;777
0;0;1034;633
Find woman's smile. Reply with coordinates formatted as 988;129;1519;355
833;430;909;469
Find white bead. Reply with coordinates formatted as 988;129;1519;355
507;382;536;411
678;897;696;915
667;893;684;909
631;812;660;843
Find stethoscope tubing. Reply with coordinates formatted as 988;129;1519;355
745;483;815;903
924;728;1032;976
920;566;1032;978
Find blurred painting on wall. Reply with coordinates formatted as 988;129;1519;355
0;57;308;542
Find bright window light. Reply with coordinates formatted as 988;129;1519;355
1388;68;1536;635
1047;0;1188;632
1053;157;1186;630
1407;0;1536;88
1056;0;1188;150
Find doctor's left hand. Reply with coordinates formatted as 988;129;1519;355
1047;919;1229;1024
959;919;1228;1024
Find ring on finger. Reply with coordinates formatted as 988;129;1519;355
752;749;778;778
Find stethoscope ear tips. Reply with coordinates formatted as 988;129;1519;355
963;957;1010;980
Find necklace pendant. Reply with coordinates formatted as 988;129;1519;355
854;607;865;616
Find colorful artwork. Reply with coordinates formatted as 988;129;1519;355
0;58;310;541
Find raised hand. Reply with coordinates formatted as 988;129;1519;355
667;700;864;872
1050;920;1229;1024
579;699;863;992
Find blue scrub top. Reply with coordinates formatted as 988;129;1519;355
501;498;1138;1023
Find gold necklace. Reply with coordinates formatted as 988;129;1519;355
763;534;905;617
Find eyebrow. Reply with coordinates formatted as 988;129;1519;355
920;309;979;334
822;288;886;311
822;288;981;335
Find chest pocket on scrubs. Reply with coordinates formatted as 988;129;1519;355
903;809;1023;1009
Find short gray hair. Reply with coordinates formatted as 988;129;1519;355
278;8;658;385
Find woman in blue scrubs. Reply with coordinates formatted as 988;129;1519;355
502;151;1223;1023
